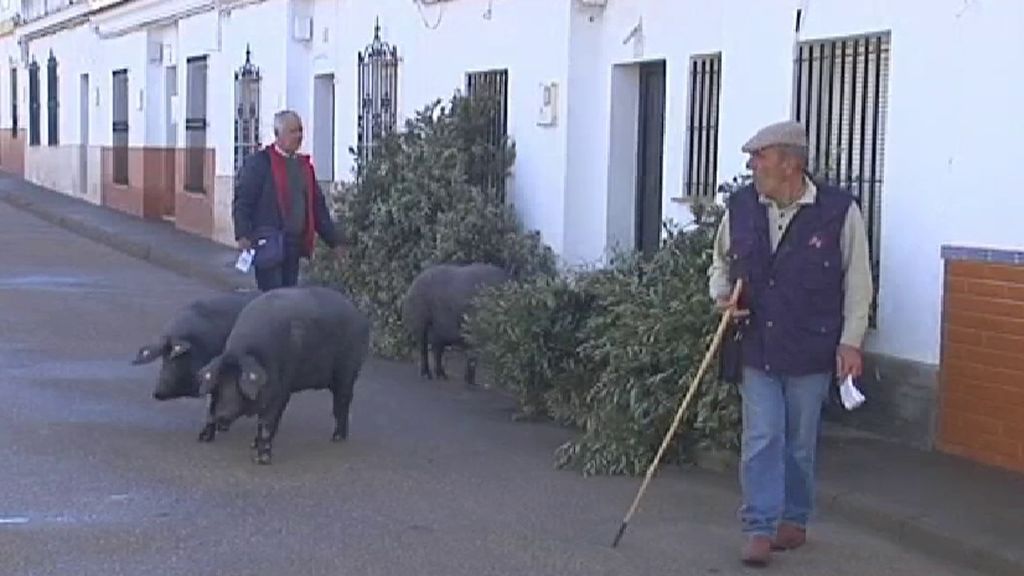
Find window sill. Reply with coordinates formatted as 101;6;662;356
669;195;716;205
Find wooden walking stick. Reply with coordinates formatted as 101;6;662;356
610;278;744;548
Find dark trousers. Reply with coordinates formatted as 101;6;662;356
254;235;303;291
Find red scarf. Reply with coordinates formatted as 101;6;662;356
266;145;317;256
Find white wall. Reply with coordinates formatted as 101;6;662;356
0;0;19;21
93;30;147;148
3;0;1022;370
710;0;1024;366
310;0;339;179
15;21;96;198
177;7;218;170
564;0;1024;366
213;0;287;175
0;36;14;131
562;0;725;266
332;0;573;256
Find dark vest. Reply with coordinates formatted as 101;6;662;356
727;183;852;376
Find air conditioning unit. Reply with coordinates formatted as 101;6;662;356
578;0;608;7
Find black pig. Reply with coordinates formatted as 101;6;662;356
400;263;509;387
133;291;258;441
197;286;370;465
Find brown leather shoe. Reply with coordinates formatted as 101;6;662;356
771;522;807;550
742;535;772;567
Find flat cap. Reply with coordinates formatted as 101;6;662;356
741;120;808;153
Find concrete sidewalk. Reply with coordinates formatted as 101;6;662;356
0;173;255;292
2;171;1022;575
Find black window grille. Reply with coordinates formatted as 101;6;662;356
683;52;721;199
356;19;398;163
10;67;18;138
234;45;261;175
185;55;208;193
465;68;509;202
46;51;58;146
793;31;890;326
112;69;129;185
28;59;39;147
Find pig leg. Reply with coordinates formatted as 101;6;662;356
432;342;448;380
464;350;479;389
197;394;219;442
419;328;432;380
330;384;354;442
252;396;291;465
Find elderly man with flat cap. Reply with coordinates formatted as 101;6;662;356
708;120;873;566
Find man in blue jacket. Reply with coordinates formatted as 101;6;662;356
232;109;345;291
708;120;874;566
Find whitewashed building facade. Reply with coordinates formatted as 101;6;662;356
1;0;1022;473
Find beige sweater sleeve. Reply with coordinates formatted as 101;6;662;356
708;211;733;301
839;202;874;348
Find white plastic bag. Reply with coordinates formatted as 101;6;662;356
839;374;866;411
235;249;255;273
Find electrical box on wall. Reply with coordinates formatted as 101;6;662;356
293;16;313;42
537;82;558;127
162;43;175;67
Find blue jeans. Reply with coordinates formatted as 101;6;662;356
738;367;830;536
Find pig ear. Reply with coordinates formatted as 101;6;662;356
133;342;166;365
196;357;222;395
237;355;266;400
168;339;192;359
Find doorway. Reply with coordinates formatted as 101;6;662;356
635;61;666;257
313;73;335;185
606;59;667;257
79;73;89;197
164;65;178;219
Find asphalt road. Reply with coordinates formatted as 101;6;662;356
0;202;978;576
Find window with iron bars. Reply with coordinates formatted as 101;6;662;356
46;51;58;146
112;69;129;186
792;31;890;327
465;68;509;202
28;59;39;147
356;20;398;164
185;55;209;193
682;52;721;199
10;67;18;138
234;45;261;175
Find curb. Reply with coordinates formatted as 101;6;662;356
1;191;252;292
690;449;1020;576
817;488;1022;576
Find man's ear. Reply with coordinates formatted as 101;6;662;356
168;339;192;360
237;355;267;400
133;339;167;365
197;356;223;396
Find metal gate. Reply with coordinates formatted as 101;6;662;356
793;31;890;324
185;56;208;193
465;68;509;202
111;69;129;185
234;46;261;175
356;20;398;163
46;51;58;146
28;59;39;146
